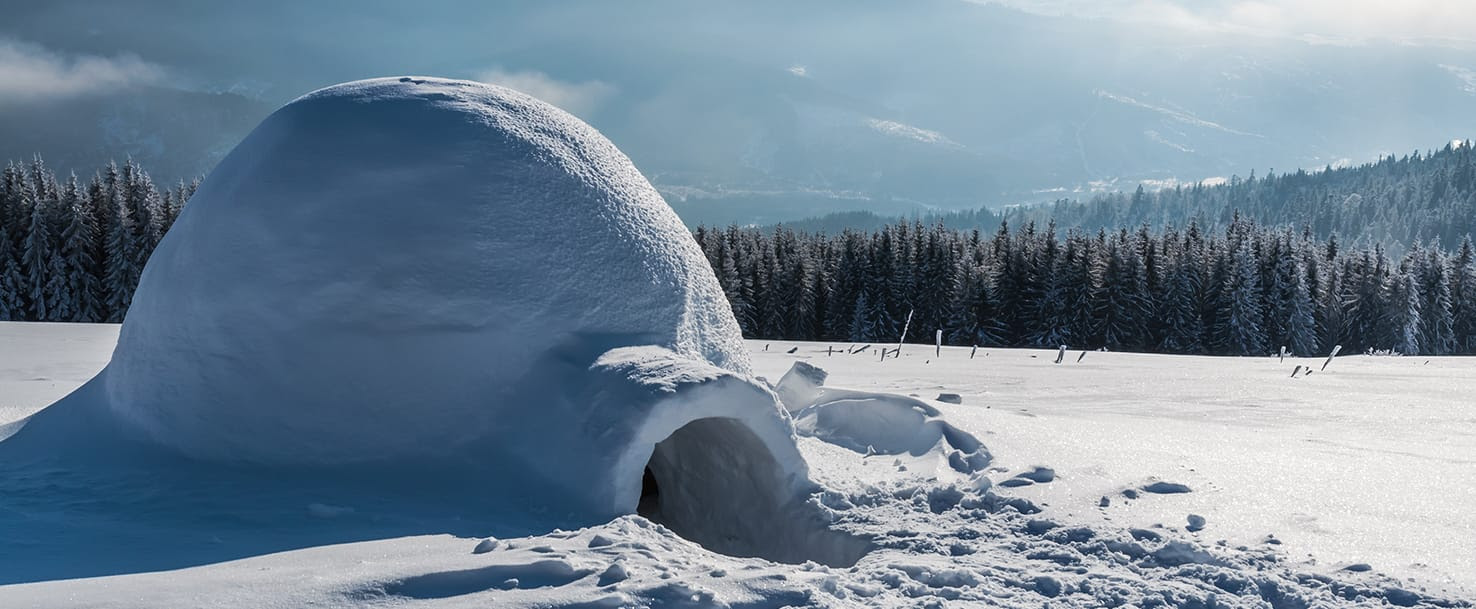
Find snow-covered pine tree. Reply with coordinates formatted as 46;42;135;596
913;223;955;338
1093;231;1148;350
849;288;894;343
0;164;26;319
1283;257;1318;356
988;221;1019;344
1318;260;1348;353
59;174;101;322
1158;237;1205;353
757;228;796;339
20;170;55;320
1417;245;1456;355
124;160;161;281
1385;266;1423;355
1450;236;1476;352
824;230;866;340
1025;221;1068;347
1057;230;1097;348
1344;248;1391;353
1135;223;1165;346
1221;241;1267;355
1259;234;1289;350
775;231;817;340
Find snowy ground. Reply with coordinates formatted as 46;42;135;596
751;340;1476;591
0;322;117;426
1;322;1472;607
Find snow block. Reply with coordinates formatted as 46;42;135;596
774;360;828;410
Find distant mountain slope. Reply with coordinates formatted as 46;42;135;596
0;87;270;182
775;141;1476;249
4;0;1476;224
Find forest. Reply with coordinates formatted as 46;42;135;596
695;218;1474;356
0;157;193;323
4;152;1476;356
792;142;1476;250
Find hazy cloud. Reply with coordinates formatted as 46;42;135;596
973;0;1476;46
0;39;165;102
474;68;615;118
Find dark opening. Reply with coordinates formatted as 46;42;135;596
638;466;660;516
634;417;871;567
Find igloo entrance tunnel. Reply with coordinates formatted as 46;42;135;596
7;77;868;567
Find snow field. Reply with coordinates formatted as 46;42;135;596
0;322;116;427
3;324;1473;607
755;340;1476;593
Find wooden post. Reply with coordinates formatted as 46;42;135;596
1321;344;1342;371
896;308;914;355
935;329;942;357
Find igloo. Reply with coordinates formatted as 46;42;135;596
6;77;866;566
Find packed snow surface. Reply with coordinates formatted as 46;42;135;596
2;324;1472;608
101;76;751;465
0;78;843;580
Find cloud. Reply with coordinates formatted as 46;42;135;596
0;39;166;102
474;68;615;118
971;0;1476;46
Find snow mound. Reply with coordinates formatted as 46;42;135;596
5;78;857;567
99;76;749;465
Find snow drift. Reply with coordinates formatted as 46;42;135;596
774;361;991;475
2;77;861;567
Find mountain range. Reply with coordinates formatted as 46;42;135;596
3;0;1475;225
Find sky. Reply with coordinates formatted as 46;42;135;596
1;0;1475;224
3;1;1475;106
978;0;1476;45
0;38;164;103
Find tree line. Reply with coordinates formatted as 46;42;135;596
6;154;1476;359
0;157;195;322
791;141;1476;251
695;217;1476;356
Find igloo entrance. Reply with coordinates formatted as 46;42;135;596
635;417;870;567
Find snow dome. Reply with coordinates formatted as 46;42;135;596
31;77;852;562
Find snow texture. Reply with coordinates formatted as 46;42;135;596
1;328;1473;607
0;79;841;573
93;76;750;466
777;361;990;475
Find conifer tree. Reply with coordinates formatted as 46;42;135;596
1385;268;1423;355
1222;242;1267;355
59;174;101;322
1158;240;1204;353
20;171;56;320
